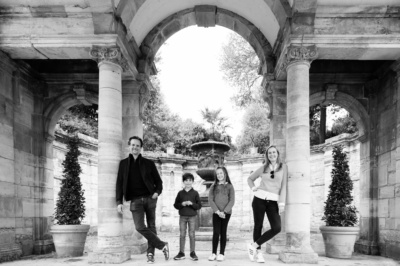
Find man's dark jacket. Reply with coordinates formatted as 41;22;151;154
116;154;163;205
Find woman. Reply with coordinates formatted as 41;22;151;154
247;145;288;263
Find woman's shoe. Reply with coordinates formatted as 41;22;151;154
208;253;217;261
247;243;257;261
256;250;265;263
217;254;225;261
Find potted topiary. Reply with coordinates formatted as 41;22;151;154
320;145;359;258
50;135;90;257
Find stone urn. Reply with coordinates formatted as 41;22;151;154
319;226;360;258
50;224;90;257
191;140;230;230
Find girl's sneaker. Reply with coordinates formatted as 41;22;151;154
208;253;217;261
256;250;265;263
217;254;225;261
247;243;257;261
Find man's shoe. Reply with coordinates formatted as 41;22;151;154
174;251;185;260
190;251;198;261
256;250;265;263
247;243;257;262
216;254;225;261
162;242;170;260
147;253;155;264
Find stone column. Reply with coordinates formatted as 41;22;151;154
121;78;151;254
279;45;319;263
264;79;287;253
89;46;130;263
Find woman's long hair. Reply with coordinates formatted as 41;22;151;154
263;145;283;173
212;166;232;193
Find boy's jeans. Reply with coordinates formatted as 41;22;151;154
179;216;196;253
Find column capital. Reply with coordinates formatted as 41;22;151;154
90;46;128;71
283;45;318;70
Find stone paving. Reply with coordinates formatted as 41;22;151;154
3;232;399;266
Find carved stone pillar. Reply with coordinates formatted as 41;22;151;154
89;46;130;263
121;77;151;254
354;79;380;255
279;45;319;263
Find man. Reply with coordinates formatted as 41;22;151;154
116;136;169;263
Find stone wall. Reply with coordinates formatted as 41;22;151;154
0;52;55;261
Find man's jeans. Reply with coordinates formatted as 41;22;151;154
179;216;196;253
130;197;165;254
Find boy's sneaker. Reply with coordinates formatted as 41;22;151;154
162;242;170;260
174;251;185;260
256;250;265;263
247;243;257;262
217;254;225;261
190;251;198;261
208;253;217;261
147;253;155;264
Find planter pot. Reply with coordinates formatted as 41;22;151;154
320;226;359;258
50;224;90;257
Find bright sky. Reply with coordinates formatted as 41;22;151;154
156;26;244;143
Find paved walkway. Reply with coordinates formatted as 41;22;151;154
3;232;399;266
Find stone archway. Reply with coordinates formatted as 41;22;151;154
137;6;276;75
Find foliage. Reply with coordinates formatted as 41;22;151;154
322;145;358;226
200;107;230;141
310;104;358;145
236;103;270;154
54;135;86;225
220;33;263;108
57;104;98;138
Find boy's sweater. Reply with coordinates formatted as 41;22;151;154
173;188;202;216
208;183;235;214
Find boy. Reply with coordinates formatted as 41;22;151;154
173;173;202;260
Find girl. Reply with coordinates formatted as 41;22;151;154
208;166;235;262
247;145;288;263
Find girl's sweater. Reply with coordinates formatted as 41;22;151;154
208;183;235;214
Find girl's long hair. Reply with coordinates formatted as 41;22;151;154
263;145;283;173
212;166;232;193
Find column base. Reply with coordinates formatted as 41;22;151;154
33;239;55;255
355;239;380;255
124;236;147;254
0;244;22;263
266;233;286;254
279;250;318;264
89;247;131;264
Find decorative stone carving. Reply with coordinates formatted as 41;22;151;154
282;45;318;71
73;83;91;106
90;46;128;71
325;84;338;101
137;74;152;120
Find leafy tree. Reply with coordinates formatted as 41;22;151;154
220;33;263;108
57;104;98;138
236;103;270;154
322;145;358;226
200;107;230;141
54;135;86;225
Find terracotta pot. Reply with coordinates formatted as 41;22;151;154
50;224;90;257
320;225;359;258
